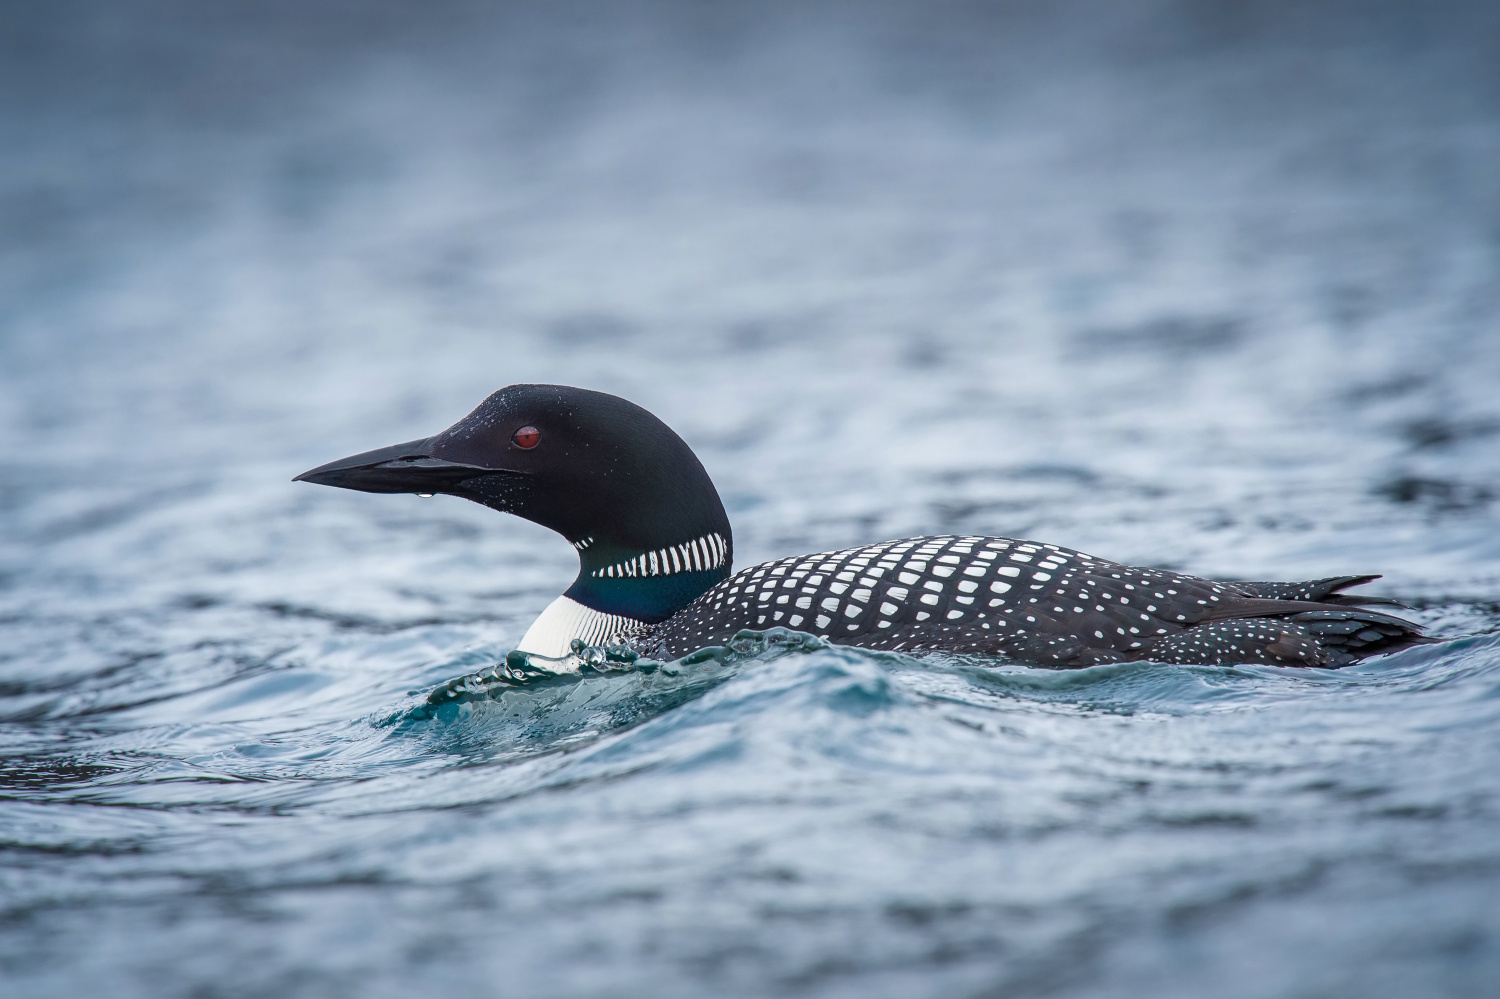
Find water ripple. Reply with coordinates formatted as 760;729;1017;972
5;2;1500;997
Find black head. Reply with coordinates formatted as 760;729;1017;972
295;384;733;621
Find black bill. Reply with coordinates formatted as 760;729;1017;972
293;437;512;494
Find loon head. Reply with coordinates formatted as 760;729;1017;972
295;384;733;642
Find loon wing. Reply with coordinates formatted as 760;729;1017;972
1228;574;1408;607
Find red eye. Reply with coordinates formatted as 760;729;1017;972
512;426;541;449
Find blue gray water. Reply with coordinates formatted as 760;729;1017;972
4;2;1500;996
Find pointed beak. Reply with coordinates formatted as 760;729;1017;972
293;437;516;494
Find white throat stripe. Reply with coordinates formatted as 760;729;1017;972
591;532;729;579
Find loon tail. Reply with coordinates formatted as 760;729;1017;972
1141;575;1433;667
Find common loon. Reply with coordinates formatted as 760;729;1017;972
295;384;1427;669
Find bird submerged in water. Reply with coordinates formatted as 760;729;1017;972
295;384;1426;669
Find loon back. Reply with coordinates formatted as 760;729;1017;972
296;384;1427;668
635;538;1424;668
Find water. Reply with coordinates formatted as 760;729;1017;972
3;2;1500;995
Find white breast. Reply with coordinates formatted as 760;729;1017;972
515;595;646;665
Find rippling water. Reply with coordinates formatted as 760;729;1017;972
4;2;1500;996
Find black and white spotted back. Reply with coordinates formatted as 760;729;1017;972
634;535;1427;668
638;536;1220;664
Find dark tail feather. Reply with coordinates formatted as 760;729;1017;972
1231;574;1406;607
1143;605;1432;668
1290;609;1436;664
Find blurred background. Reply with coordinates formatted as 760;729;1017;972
3;2;1500;997
5;0;1500;591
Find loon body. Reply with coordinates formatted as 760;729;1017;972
296;384;1426;669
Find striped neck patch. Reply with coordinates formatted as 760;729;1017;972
516;595;645;661
592;532;729;579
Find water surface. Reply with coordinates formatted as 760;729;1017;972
3;2;1500;996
